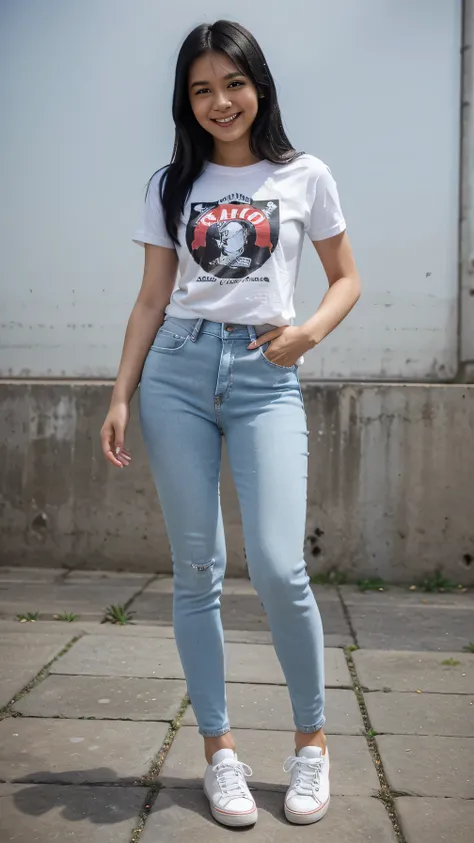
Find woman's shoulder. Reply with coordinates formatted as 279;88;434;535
147;165;169;191
271;153;332;186
289;153;332;178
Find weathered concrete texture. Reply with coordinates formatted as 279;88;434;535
345;602;474;651
0;718;168;783
395;796;474;843
0;631;74;707
0;783;145;842
13;675;187;721
50;635;185;679
1;382;474;583
142;790;397;842
218;644;351;687
129;578;352;637
353;650;474;693
0;576;152;621
377;735;474;797
0;617;347;647
0;566;66;582
51;636;350;687
365;691;474;736
160;727;379;795
340;585;474;606
181;686;364;734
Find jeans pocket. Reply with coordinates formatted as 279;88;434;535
150;324;190;353
259;342;296;371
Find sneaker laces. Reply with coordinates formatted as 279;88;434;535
213;759;253;799
283;755;323;797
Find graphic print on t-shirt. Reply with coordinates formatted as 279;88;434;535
186;196;280;280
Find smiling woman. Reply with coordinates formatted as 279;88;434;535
100;18;360;832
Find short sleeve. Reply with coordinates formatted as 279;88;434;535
132;170;175;249
306;161;346;241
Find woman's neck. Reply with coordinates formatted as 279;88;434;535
211;139;261;168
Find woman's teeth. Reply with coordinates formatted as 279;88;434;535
215;113;239;124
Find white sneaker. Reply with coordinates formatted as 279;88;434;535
204;748;258;827
283;745;330;824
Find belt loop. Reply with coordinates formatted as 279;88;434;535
248;325;257;343
190;318;204;343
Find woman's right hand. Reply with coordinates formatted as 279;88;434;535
100;401;132;468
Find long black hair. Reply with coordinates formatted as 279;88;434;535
154;20;301;245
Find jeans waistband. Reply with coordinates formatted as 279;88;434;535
163;316;276;343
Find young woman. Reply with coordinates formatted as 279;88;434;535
101;19;360;829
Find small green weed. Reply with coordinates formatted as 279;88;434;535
16;611;40;623
356;578;387;592
419;570;456;592
104;604;135;625
441;657;461;666
463;642;474;653
311;570;347;586
367;728;377;738
346;644;359;652
54;612;77;622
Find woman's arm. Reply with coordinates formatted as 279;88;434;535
300;230;360;346
248;230;360;365
101;244;177;467
111;244;177;403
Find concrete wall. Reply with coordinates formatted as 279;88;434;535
0;0;462;380
1;382;473;585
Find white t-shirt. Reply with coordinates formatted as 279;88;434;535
133;154;346;326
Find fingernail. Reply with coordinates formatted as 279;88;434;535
115;447;121;455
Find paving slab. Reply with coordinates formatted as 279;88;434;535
0;783;145;842
142;790;396;842
130;587;351;635
13;675;187;721
395;796;474;843
50;634;185;678
0;619;89;635
137;577;256;595
160;727;379;794
377;735;474;797
365;691;474;736
0;632;75;707
0;581;147;620
64;569;154;585
0;619;348;646
0;567;67;582
339;585;474;606
61;622;276;644
0;718;169;784
182;686;364;734
345;602;473;650
353;650;474;693
223;643;352;687
50;637;350;687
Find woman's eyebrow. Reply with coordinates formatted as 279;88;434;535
190;72;246;89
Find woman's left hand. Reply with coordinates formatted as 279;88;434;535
248;326;313;368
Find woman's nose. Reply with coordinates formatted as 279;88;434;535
213;91;232;110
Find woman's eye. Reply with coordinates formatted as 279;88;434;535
229;80;244;89
195;88;210;96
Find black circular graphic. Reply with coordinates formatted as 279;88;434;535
187;200;280;280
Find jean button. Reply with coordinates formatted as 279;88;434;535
225;324;234;332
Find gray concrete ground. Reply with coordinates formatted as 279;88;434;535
0;568;473;842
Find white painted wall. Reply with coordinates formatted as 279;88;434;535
0;0;461;379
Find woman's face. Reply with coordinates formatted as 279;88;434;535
188;51;259;146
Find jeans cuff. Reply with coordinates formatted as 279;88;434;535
295;716;326;733
198;726;231;738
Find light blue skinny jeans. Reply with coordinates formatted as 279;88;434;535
139;316;325;737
